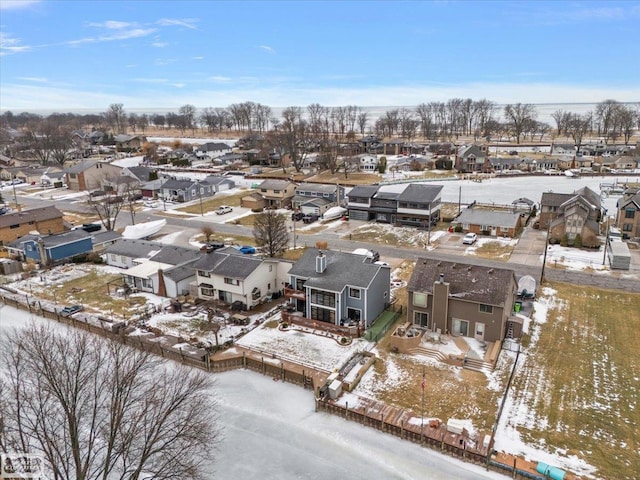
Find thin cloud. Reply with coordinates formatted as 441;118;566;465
259;45;275;54
86;20;138;29
209;76;232;83
65;28;156;46
131;78;168;84
0;32;30;55
192;56;204;60
155;58;176;66
157;18;198;30
151;41;169;48
0;0;41;10
17;76;47;82
172;83;186;88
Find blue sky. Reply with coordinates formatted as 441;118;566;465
1;0;639;112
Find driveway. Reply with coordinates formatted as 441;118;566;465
508;224;547;267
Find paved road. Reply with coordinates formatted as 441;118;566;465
16;189;640;293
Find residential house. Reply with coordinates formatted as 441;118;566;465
122;165;152;183
140;178;164;199
103;238;164;269
358;135;381;153
406;258;520;343
193;247;291;309
489;157;523;172
539;186;603;244
0;206;65;245
455;144;490;173
203;175;235;192
292;183;345;215
382;138;405;156
6;230;93;265
91;230;122;253
40;167;66;186
347;183;442;227
240;191;266;211
4;166;50;185
121;245;203;298
65;160;122;191
551;143;575;155
616;188;640;239
452;207;524;237
159;177;215;203
356;154;379;173
256;179;296;208
114;134;147;150
284;249;390;328
195;142;232;159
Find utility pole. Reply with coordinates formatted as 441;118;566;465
602;214;610;266
12;176;19;211
197;180;204;216
540;220;551;284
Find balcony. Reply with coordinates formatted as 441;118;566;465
284;286;305;301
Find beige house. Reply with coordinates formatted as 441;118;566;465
616;188;640;239
256;179;296;208
65;160;122;191
0;206;65;245
406;258;519;344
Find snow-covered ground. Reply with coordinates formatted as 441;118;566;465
0;306;503;480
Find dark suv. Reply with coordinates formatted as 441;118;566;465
291;212;304;221
81;223;102;232
200;242;225;253
302;214;319;224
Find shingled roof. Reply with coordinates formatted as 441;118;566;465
407;258;516;306
0;206;63;229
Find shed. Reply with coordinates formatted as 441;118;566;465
328;379;342;399
517;275;537;298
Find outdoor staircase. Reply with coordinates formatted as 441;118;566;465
411;346;448;363
505;322;514;339
463;356;495;374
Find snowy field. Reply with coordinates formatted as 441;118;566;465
0;306;503;480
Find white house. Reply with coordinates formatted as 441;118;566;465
196;142;233;159
358;154;379;172
192;247;291;309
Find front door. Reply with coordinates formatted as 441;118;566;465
475;322;485;341
491;227;497;236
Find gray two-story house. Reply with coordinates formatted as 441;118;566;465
284;249;390;328
160;178;215;203
347;183;442;227
292;183;346;216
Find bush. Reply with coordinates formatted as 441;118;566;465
454;225;463;233
574;234;583;248
340;337;348;344
481;230;490;236
87;252;104;264
560;234;569;247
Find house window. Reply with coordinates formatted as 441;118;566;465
413;292;427;307
623;223;633;232
349;287;361;299
479;304;493;313
198;270;211;278
310;306;334;323
463;224;469;230
481;225;489;231
201;286;214;297
224;277;239;286
347;308;361;322
414;311;429;327
141;278;152;289
273;189;280;194
70;173;77;179
310;290;335;307
501;226;509;232
28;221;35;225
269;265;273;272
191;189;196;196
9;224;19;229
26;245;33;251
625;208;635;219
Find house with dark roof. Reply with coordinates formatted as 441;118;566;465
455;144;490;173
103;238;164;268
120;245;204;298
193;248;291;309
114;134;147;150
91;230;122;253
292;183;345;216
347;183;442;227
40;167;66;186
203;175;235;192
615;188;640;239
122;165;152;183
256;179;296;208
451;207;524;237
0;206;65;245
65;160;122;191
6;230;93;265
407;258;519;344
159;177;215;203
284;249;390;328
195;142;232;159
540;186;603;245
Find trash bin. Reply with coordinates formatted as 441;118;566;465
514;302;521;313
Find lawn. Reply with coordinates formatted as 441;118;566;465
175;191;249;215
506;283;640;480
348;223;445;248
472;239;516;259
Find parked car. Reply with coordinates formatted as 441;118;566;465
302;214;319;224
291;211;304;221
215;206;233;215
200;241;225;252
462;233;478;245
81;223;102;232
60;305;83;317
237;245;256;254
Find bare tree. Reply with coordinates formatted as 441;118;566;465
504;103;537;144
253;210;289;257
201;225;215;242
551;109;571;137
24;116;74;165
106;103;127;134
565;113;592;154
87;175;126;231
0;324;218;480
274;106;309;172
617;105;637;145
356;111;369;136
595;99;619;137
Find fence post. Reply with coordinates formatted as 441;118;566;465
242;351;246;368
380;413;384;431
345;401;348;419
401;419;404;439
